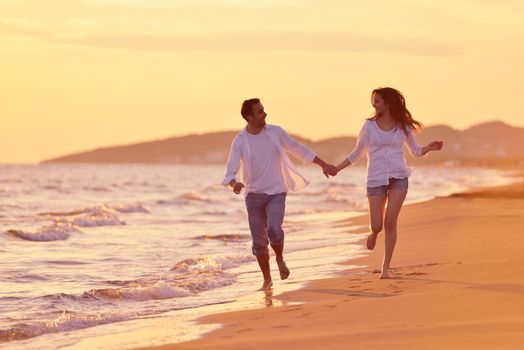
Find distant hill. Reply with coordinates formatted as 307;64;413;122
42;121;524;167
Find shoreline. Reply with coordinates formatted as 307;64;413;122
138;176;524;350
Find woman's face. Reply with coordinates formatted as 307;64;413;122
372;93;387;115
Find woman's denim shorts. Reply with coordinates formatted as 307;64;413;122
367;177;409;197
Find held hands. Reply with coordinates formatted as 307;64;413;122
313;157;339;178
322;164;338;178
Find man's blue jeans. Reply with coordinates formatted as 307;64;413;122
245;192;286;256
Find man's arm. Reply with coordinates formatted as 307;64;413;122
221;138;245;193
278;127;316;164
278;127;337;176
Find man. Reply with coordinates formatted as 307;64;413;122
222;98;337;290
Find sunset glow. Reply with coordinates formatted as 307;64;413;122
1;0;523;163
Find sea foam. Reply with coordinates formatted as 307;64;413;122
7;223;81;242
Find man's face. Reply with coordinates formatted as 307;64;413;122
247;102;267;128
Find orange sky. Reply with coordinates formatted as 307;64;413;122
1;0;523;163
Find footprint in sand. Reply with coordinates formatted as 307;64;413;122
271;325;291;329
237;328;253;333
282;307;302;313
397;262;440;271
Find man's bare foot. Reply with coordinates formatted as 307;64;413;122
258;280;273;291
367;232;378;250
276;258;290;280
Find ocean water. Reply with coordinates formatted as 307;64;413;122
0;163;518;349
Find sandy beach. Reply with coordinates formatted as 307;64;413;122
140;178;524;350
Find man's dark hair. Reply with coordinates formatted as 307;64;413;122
240;98;260;121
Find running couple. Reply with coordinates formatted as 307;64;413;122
222;87;444;290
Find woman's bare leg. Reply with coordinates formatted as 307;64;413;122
367;196;387;250
381;189;407;278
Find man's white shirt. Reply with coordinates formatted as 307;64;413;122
222;124;316;195
244;129;287;194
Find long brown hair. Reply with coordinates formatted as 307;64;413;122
370;87;423;135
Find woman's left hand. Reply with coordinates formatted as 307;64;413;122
428;141;444;151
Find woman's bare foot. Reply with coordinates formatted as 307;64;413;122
379;268;391;279
367;232;378;250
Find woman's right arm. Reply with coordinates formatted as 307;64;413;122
337;122;367;173
336;158;352;172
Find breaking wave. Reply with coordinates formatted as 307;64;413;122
7;223;81;242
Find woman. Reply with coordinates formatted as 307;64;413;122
335;87;443;279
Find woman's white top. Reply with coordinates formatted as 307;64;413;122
347;119;424;187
